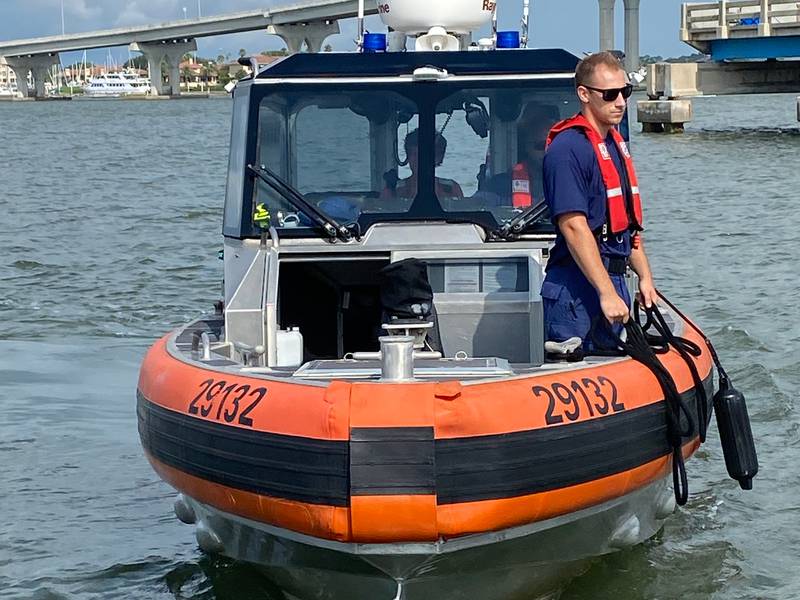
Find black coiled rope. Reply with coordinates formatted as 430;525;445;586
592;297;711;506
635;301;709;443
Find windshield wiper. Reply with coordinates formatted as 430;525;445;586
246;164;353;242
494;200;550;240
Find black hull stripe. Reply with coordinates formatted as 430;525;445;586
350;427;435;496
137;375;712;506
435;376;713;503
137;391;350;506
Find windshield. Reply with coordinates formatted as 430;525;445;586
251;80;578;235
256;90;418;229
435;87;575;224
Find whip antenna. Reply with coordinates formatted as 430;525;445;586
492;2;498;45
357;0;365;50
521;0;531;47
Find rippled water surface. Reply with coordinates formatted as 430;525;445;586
1;92;799;599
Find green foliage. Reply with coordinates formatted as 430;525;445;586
639;54;664;65
123;55;148;69
640;52;707;65
665;52;706;63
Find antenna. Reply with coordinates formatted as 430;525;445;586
521;0;530;47
357;0;365;50
491;2;498;45
60;0;65;35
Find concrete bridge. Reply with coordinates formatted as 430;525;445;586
1;0;644;99
681;0;800;60
597;0;642;74
0;0;374;98
639;0;800;131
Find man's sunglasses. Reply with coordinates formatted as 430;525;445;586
582;83;634;102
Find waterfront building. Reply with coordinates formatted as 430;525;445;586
178;59;220;91
0;56;18;88
219;54;283;80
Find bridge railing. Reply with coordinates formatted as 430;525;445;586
681;0;800;41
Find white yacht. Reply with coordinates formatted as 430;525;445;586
0;84;21;98
84;71;151;97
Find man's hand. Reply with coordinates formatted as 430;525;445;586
558;212;631;325
600;290;630;324
630;237;658;309
637;277;658;308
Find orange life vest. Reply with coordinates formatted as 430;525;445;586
511;162;532;208
546;114;643;236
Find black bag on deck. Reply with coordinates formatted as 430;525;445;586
379;258;442;352
379;258;434;320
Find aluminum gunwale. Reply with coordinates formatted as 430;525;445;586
185;477;666;556
163;322;644;387
163;311;689;386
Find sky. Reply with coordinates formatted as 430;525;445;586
0;0;697;66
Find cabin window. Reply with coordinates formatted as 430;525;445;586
434;86;578;220
223;90;250;237
256;91;418;229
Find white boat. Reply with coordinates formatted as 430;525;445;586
136;1;758;598
83;71;151;97
0;84;21;98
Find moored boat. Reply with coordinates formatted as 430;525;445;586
84;70;150;97
136;1;757;598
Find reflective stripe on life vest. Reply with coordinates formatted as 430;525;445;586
511;162;532;208
546;114;643;235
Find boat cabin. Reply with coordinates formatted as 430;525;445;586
219;49;608;376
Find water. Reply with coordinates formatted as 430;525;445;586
1;92;799;600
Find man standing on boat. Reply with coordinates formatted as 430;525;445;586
540;51;657;351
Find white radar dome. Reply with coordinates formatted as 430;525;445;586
376;0;497;35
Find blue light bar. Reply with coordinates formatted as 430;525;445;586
496;31;520;49
363;32;387;53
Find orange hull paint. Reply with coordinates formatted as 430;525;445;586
138;323;713;543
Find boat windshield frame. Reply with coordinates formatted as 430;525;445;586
223;53;584;240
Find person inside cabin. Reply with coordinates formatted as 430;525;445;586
540;51;657;352
382;129;464;202
484;102;560;208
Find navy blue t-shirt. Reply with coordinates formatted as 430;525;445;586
542;128;632;269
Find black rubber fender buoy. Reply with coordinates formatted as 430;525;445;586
713;380;759;490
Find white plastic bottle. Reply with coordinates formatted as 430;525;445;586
276;327;304;367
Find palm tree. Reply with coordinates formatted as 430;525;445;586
238;48;247;58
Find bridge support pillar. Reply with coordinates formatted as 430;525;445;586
758;0;771;36
623;0;640;73
598;0;615;52
5;53;59;98
267;21;340;53
131;39;196;96
716;0;729;39
637;99;693;133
